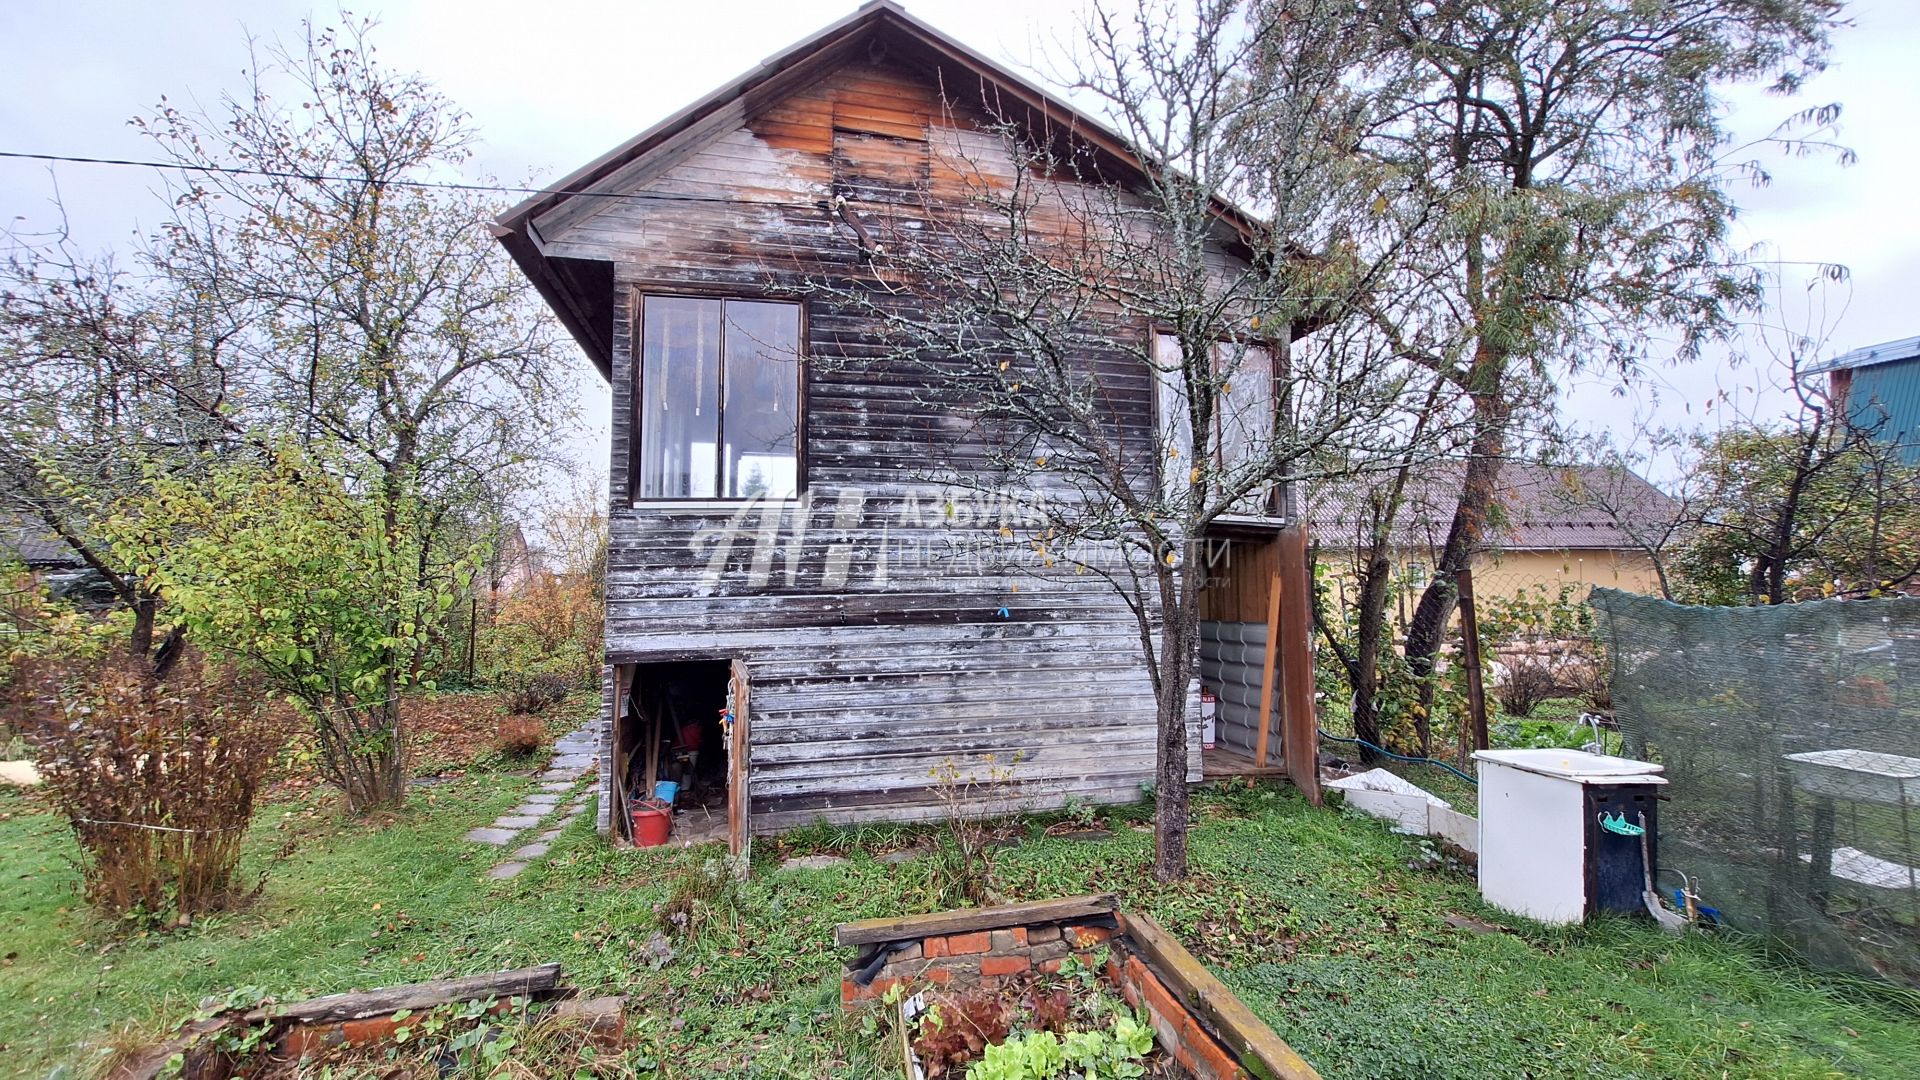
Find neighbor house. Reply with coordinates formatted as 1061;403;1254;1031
1810;334;1920;466
1;512;82;573
1306;460;1679;605
495;2;1317;850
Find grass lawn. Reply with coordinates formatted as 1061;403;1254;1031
3;745;1917;1078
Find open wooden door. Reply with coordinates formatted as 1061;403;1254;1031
726;659;751;861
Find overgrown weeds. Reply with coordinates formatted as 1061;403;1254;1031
925;755;1020;908
1494;653;1557;718
655;856;748;942
13;651;280;924
172;998;654;1079
503;672;571;716
779;815;924;857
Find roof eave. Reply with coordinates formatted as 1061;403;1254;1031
1805;333;1920;376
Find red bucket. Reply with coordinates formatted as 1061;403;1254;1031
630;800;672;847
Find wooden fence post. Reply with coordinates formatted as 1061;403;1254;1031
1276;523;1322;805
1457;567;1489;753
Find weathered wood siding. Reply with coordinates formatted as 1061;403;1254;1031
542;59;1206;831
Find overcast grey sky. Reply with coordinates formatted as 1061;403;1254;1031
5;0;1916;483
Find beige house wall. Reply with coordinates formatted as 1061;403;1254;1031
1471;548;1664;599
1318;547;1663;599
1315;547;1666;635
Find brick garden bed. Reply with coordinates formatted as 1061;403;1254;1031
106;965;623;1079
836;895;1322;1080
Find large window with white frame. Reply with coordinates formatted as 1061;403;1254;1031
635;295;802;501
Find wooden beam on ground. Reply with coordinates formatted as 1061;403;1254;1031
1275;523;1322;805
1118;912;1323;1080
245;964;566;1025
1254;542;1283;770
1458;567;1489;752
834;894;1118;946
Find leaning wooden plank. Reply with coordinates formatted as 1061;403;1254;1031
834;894;1117;946
244;964;566;1024
1118;913;1322;1080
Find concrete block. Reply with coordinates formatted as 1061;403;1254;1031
1341;788;1431;834
1429;805;1480;853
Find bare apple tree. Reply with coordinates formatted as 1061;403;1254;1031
808;0;1436;880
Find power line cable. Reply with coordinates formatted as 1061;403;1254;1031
0;149;822;210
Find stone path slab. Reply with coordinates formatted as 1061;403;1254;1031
779;854;850;871
467;717;600;881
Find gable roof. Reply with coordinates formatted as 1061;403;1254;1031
1307;460;1678;554
1;512;83;570
493;0;1264;380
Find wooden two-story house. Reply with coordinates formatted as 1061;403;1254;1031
495;1;1317;850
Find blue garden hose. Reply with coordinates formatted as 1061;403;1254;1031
1318;729;1478;785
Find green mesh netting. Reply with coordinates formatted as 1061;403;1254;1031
1591;588;1920;985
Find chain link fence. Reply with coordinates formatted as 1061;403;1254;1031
1592;587;1920;984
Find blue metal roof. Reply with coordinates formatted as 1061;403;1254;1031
1805;334;1920;375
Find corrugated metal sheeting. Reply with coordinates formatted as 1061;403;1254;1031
1199;621;1280;756
1847;355;1920;465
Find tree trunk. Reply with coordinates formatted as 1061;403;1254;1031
1404;391;1509;752
129;593;158;663
316;697;408;814
1153;617;1193;883
338;746;406;813
1150;541;1200;884
1758;450;1812;605
1349;549;1393;760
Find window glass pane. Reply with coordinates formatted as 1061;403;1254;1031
640;296;721;498
1216;341;1274;514
1216;342;1272;470
722;300;801;499
1154;333;1192;500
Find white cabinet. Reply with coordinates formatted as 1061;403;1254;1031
1474;749;1668;924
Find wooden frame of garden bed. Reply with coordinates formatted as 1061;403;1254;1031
107;965;623;1080
836;895;1322;1080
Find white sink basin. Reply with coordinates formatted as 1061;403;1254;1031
1473;748;1667;784
1784;749;1920;806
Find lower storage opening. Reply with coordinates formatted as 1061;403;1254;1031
613;659;734;846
